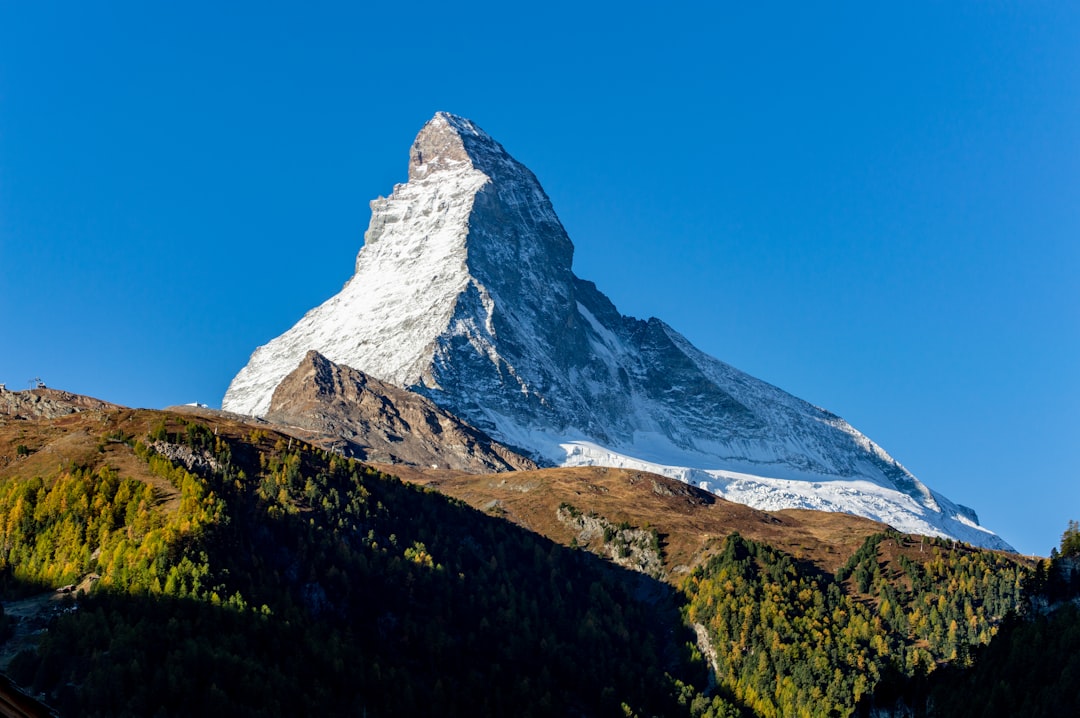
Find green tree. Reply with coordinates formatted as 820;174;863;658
1060;519;1080;558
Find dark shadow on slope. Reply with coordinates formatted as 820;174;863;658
1;444;706;718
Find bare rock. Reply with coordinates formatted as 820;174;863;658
0;387;122;420
266;351;536;473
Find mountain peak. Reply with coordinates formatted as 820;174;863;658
408;112;505;181
224;113;1012;551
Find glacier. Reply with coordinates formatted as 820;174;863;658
223;111;1012;551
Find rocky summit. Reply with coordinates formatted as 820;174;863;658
224;112;1011;550
266;350;536;473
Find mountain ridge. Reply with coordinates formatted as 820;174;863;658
223;112;1011;551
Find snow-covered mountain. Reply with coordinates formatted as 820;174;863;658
224;112;1011;551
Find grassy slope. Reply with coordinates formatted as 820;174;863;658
390;463;903;579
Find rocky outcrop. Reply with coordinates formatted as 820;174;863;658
147;440;223;476
555;504;665;579
0;387;121;420
265;351;536;473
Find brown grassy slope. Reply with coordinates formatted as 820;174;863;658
0;406;276;513
1;409;170;509
379;463;893;581
0;403;381;513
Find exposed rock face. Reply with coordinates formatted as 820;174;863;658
147;440;223;476
0;387;121;420
223;112;1011;550
555;504;665;579
265;351;536;473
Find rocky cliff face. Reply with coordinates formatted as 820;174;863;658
223;112;1011;550
265;351;536;473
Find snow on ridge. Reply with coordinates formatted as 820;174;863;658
552;438;1011;551
481;410;1012;551
435;111;489;140
223;159;488;417
223;112;1014;552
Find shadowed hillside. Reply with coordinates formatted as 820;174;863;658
0;397;1042;716
0;406;696;716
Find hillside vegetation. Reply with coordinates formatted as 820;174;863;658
922;526;1080;717
1;409;699;716
0;405;1060;717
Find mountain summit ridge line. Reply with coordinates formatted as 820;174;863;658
223;112;1011;551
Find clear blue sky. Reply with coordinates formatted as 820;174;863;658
1;2;1076;556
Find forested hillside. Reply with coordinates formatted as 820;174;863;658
683;531;1027;717
0;406;1060;716
0;411;695;716
924;525;1080;717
